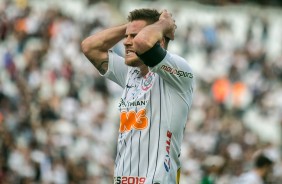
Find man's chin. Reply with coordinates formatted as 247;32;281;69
125;58;142;67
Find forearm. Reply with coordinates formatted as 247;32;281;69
133;19;169;54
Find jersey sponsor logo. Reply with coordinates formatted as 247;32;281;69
160;65;193;78
141;72;155;91
118;99;148;108
119;109;148;133
114;176;146;184
164;130;172;172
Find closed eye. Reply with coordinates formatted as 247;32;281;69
125;34;137;39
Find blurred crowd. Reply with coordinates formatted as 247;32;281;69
0;0;282;184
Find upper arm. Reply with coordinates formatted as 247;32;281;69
136;43;194;93
81;24;127;73
150;52;194;94
81;38;109;75
103;50;128;88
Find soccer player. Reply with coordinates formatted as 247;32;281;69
81;8;194;184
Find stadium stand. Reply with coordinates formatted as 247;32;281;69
0;0;281;183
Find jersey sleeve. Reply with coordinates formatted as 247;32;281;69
102;50;128;88
150;51;194;94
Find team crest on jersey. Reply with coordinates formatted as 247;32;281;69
141;72;155;91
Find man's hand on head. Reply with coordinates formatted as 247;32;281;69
159;9;176;40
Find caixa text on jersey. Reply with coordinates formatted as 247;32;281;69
160;65;193;78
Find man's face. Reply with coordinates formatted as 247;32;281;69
123;20;148;67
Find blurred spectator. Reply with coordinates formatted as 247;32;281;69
235;152;274;184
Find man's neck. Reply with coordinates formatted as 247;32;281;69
139;65;149;77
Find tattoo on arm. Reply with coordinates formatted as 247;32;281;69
96;61;108;74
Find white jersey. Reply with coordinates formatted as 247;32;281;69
104;50;194;184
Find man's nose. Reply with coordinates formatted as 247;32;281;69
123;36;132;45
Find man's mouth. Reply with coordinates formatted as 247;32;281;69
126;50;135;56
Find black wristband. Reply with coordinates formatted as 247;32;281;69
136;43;167;67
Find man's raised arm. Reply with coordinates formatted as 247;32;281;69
81;24;127;74
133;10;176;55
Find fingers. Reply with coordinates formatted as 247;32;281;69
162;9;172;16
160;9;177;40
161;9;175;22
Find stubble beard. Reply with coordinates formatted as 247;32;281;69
125;56;143;67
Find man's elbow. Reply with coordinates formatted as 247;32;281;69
81;39;92;56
